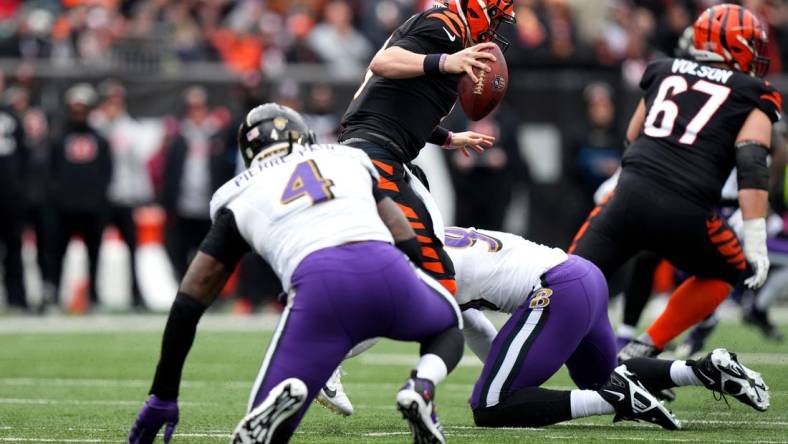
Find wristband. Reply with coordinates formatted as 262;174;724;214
424;54;444;75
444;131;453;147
439;54;448;73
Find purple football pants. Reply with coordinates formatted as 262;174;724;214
247;241;460;437
470;255;616;409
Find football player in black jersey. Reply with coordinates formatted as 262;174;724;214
338;0;515;295
569;4;783;359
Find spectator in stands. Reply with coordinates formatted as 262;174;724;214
0;75;28;312
446;108;522;231
4;85;55;304
49;83;112;312
303;83;339;144
161;86;233;279
90;80;152;310
307;0;372;75
565;82;622;209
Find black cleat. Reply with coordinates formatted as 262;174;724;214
599;365;681;430
232;378;307;444
692;348;770;411
396;371;445;444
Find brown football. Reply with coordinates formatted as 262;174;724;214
457;44;508;121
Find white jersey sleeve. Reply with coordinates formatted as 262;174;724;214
445;227;568;314
210;143;393;290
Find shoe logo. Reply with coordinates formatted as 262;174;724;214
442;27;456;42
323;386;337;398
603;389;625;402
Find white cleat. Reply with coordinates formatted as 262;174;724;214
598;365;681;430
692;348;770;411
316;366;354;416
396;372;445;444
231;378;307;444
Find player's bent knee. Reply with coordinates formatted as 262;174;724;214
420;327;464;373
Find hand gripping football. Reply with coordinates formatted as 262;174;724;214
458;44;508;121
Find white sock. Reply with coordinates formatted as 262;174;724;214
570;390;615;418
670;360;703;387
415;353;448;384
616;324;636;339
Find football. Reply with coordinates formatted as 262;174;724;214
458;44;508;121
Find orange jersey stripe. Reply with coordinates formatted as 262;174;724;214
416;235;433;244
397;203;419;219
710;229;735;245
421;246;439;260
422;261;445;274
438;278;457;295
410;221;426;230
378;177;399;192
372;160;394;176
427;12;460;39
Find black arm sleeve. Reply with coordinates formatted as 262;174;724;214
427;126;450;146
198;208;251;269
149;292;206;400
736;140;770;190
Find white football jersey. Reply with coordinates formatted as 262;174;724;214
210;143;393;290
445;227;568;313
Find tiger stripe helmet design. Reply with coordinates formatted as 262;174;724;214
443;0;516;50
691;4;770;77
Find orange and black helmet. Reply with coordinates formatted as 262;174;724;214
443;0;516;50
691;4;770;77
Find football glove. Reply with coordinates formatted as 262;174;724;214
128;395;179;444
742;218;769;289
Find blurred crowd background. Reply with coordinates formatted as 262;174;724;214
0;0;787;314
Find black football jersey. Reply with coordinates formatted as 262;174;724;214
623;58;782;207
338;7;466;163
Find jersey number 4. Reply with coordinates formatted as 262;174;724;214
281;160;335;205
644;75;731;145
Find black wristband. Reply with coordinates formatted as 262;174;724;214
395;237;424;267
427;126;450;145
149;292;207;400
424;54;443;75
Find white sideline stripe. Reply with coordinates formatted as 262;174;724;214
0;377;250;390
0;398;205;407
358;431;788;443
0;439;116;443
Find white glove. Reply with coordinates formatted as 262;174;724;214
742;218;769;289
593;167;621;204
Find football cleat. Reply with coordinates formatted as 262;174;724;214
231;378;307;444
598;365;681;430
617;339;660;363
316;366;353;416
692;348;770;411
396;371;445;444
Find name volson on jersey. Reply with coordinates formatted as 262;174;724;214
671;59;734;84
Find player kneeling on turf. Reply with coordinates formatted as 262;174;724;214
128;104;464;444
320;226;770;430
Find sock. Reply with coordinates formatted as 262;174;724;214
415;353;448;384
670;360;703;387
570;390;614;418
621;357;674;391
646;277;730;349
473;387;572;427
616;324;637;340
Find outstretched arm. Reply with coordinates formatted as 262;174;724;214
736;108;773;289
370;42;498;82
129;209;250;444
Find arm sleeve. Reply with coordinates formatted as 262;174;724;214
392;11;465;55
198;208;251;270
427;126;450;146
461;308;498;362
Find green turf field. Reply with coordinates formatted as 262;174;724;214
0;318;786;443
